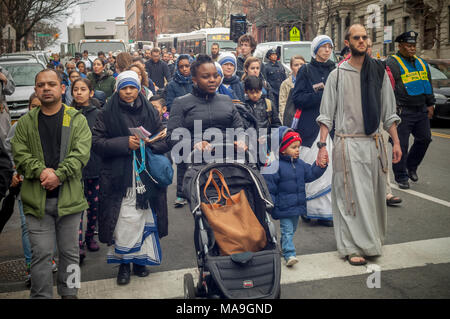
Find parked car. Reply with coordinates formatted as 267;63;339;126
0;56;45;122
254;41;338;74
427;60;450;121
0;51;48;68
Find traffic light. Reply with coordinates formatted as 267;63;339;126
53;33;59;39
230;14;247;43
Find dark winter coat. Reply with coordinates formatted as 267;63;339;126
291;58;335;147
145;59;172;88
73;101;101;180
236;96;281;131
223;75;245;103
264;61;287;96
165;73;193;111
167;86;244;151
92;92;170;245
263;126;326;220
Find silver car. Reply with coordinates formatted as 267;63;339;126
0;56;45;121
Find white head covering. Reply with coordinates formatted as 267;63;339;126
218;52;237;76
115;70;141;92
311;35;334;59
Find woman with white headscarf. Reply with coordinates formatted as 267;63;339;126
290;35;336;227
92;71;169;285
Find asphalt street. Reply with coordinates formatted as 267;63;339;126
1;121;449;299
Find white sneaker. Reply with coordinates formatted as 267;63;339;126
286;256;298;267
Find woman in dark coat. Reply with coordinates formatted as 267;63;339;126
165;54;193;111
70;78;102;263
217;52;245;102
167;54;245;208
92;71;169;285
87;58;116;100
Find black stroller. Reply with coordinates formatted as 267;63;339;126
182;144;281;299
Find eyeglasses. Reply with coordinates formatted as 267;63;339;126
352;35;368;41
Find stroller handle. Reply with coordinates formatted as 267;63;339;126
186;142;257;166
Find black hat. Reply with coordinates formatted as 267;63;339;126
265;48;277;59
395;31;418;44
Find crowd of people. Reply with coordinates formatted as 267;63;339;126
0;23;436;299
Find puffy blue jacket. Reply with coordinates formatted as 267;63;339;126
165;74;193;111
263;126;326;219
222;75;245;102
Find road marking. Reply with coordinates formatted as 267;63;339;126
391;183;450;208
432;131;450;139
2;237;450;299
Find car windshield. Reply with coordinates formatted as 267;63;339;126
428;64;449;80
283;44;312;64
80;42;126;55
0;63;44;86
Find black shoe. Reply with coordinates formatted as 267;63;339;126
386;195;402;206
300;215;311;223
117;263;131;285
318;219;333;227
408;170;418;182
397;180;410;189
133;263;149;277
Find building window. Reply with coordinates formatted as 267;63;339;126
389;20;395;52
372;28;376;44
403;16;411;33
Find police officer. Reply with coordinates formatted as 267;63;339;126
386;31;435;189
264;48;286;111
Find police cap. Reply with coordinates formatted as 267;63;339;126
266;48;278;59
395;31;418;44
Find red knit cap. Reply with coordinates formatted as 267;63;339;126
280;131;302;153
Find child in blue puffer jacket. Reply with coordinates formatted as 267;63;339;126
263;126;327;267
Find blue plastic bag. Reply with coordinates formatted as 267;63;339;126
145;147;174;188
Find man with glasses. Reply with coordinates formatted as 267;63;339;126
316;24;402;266
386;31;435;190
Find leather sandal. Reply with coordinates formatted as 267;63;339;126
347;253;367;266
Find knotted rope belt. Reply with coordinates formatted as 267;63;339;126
335;133;389;216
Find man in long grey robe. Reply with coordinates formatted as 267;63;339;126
315;24;402;265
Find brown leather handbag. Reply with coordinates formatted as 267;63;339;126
200;169;267;256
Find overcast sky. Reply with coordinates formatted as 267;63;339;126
53;0;126;51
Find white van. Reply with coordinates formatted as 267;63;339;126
254;41;337;74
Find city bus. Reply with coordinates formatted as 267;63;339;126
156;28;237;55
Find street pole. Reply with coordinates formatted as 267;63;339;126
383;4;387;57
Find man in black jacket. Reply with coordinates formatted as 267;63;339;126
145;48;172;90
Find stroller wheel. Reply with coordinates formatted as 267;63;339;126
183;273;196;299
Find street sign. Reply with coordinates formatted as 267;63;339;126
37;33;51;37
384;26;392;43
2;24;16;40
290;27;300;41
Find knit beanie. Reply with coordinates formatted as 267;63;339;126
214;62;224;86
218;52;237;77
115;70;141;91
311;35;334;59
280;131;302;153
